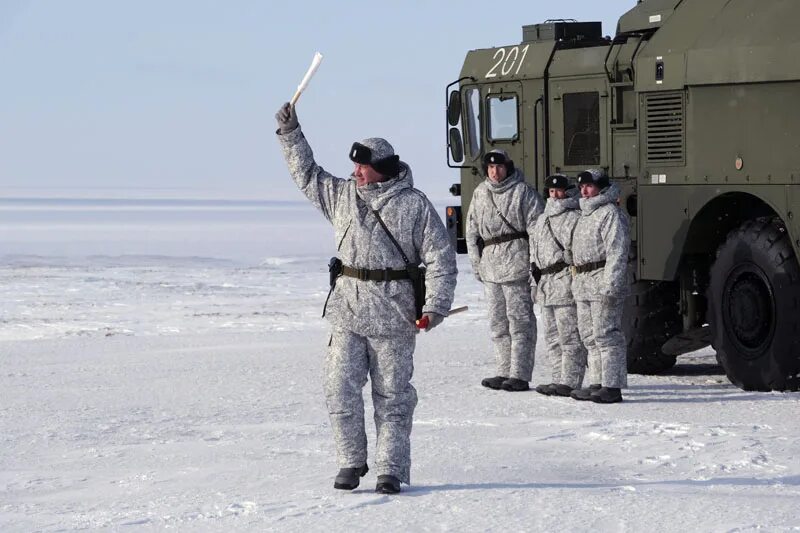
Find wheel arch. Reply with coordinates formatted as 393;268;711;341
675;192;786;329
637;187;793;283
682;192;784;260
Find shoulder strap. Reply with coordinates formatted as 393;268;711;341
371;209;411;266
568;215;579;250
488;192;520;233
545;217;565;252
337;221;351;251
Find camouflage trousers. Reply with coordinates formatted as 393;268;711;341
484;280;536;381
575;298;628;388
541;304;587;388
324;327;417;484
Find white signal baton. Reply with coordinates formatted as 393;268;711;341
415;305;469;330
290;52;324;106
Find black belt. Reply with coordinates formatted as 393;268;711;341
539;260;569;276
572;260;606;274
341;265;411;282
483;231;529;247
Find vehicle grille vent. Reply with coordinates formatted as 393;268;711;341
645;92;684;164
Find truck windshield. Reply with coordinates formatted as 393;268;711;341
465;87;482;159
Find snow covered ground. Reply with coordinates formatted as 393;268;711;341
1;199;799;531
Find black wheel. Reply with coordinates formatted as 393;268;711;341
707;218;800;391
625;280;682;374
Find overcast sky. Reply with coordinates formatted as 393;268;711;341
1;0;635;201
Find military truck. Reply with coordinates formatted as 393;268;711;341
444;0;800;391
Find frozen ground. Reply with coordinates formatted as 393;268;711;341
1;199;799;531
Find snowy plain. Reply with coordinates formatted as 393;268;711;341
1;198;799;532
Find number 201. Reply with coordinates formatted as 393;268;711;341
485;44;530;79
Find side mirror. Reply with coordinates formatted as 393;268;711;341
447;90;461;127
448;127;464;163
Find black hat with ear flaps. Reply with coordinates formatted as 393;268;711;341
545;174;570;190
577;168;610;189
481;149;515;176
349;138;401;178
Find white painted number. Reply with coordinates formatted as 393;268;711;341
486;48;505;79
485;44;530;79
501;47;518;75
516;44;529;75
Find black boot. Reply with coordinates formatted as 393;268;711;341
334;464;369;490
375;474;401;494
570;384;601;401
481;376;507;390
534;383;557;395
591;387;623;404
553;384;574;397
501;378;530;392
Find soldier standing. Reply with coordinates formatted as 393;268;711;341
531;174;587;397
466;150;544;392
275;103;457;493
569;169;630;403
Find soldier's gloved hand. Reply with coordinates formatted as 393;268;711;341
275;102;299;134
601;294;622;307
422;312;444;332
530;262;541;286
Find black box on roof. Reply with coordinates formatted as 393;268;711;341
522;21;603;43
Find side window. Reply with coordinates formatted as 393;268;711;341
563;92;600;165
465;87;482;159
487;94;519;141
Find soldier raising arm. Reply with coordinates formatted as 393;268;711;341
275;103;457;493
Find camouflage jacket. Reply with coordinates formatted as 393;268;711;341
277;126;457;336
571;183;630;301
465;171;544;283
531;192;581;306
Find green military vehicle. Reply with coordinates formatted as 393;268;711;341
444;0;800;391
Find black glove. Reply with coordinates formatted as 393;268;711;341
275;102;299;134
530;262;542;284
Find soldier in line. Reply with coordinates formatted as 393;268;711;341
466;150;544;392
275;103;457;493
530;174;587;397
568;169;630;404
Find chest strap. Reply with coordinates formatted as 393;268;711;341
572;260;606;274
341;265;411;282
483;231;529;247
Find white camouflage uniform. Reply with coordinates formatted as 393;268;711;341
277;126;457;484
572;181;630;388
530;190;587;388
466;166;544;381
